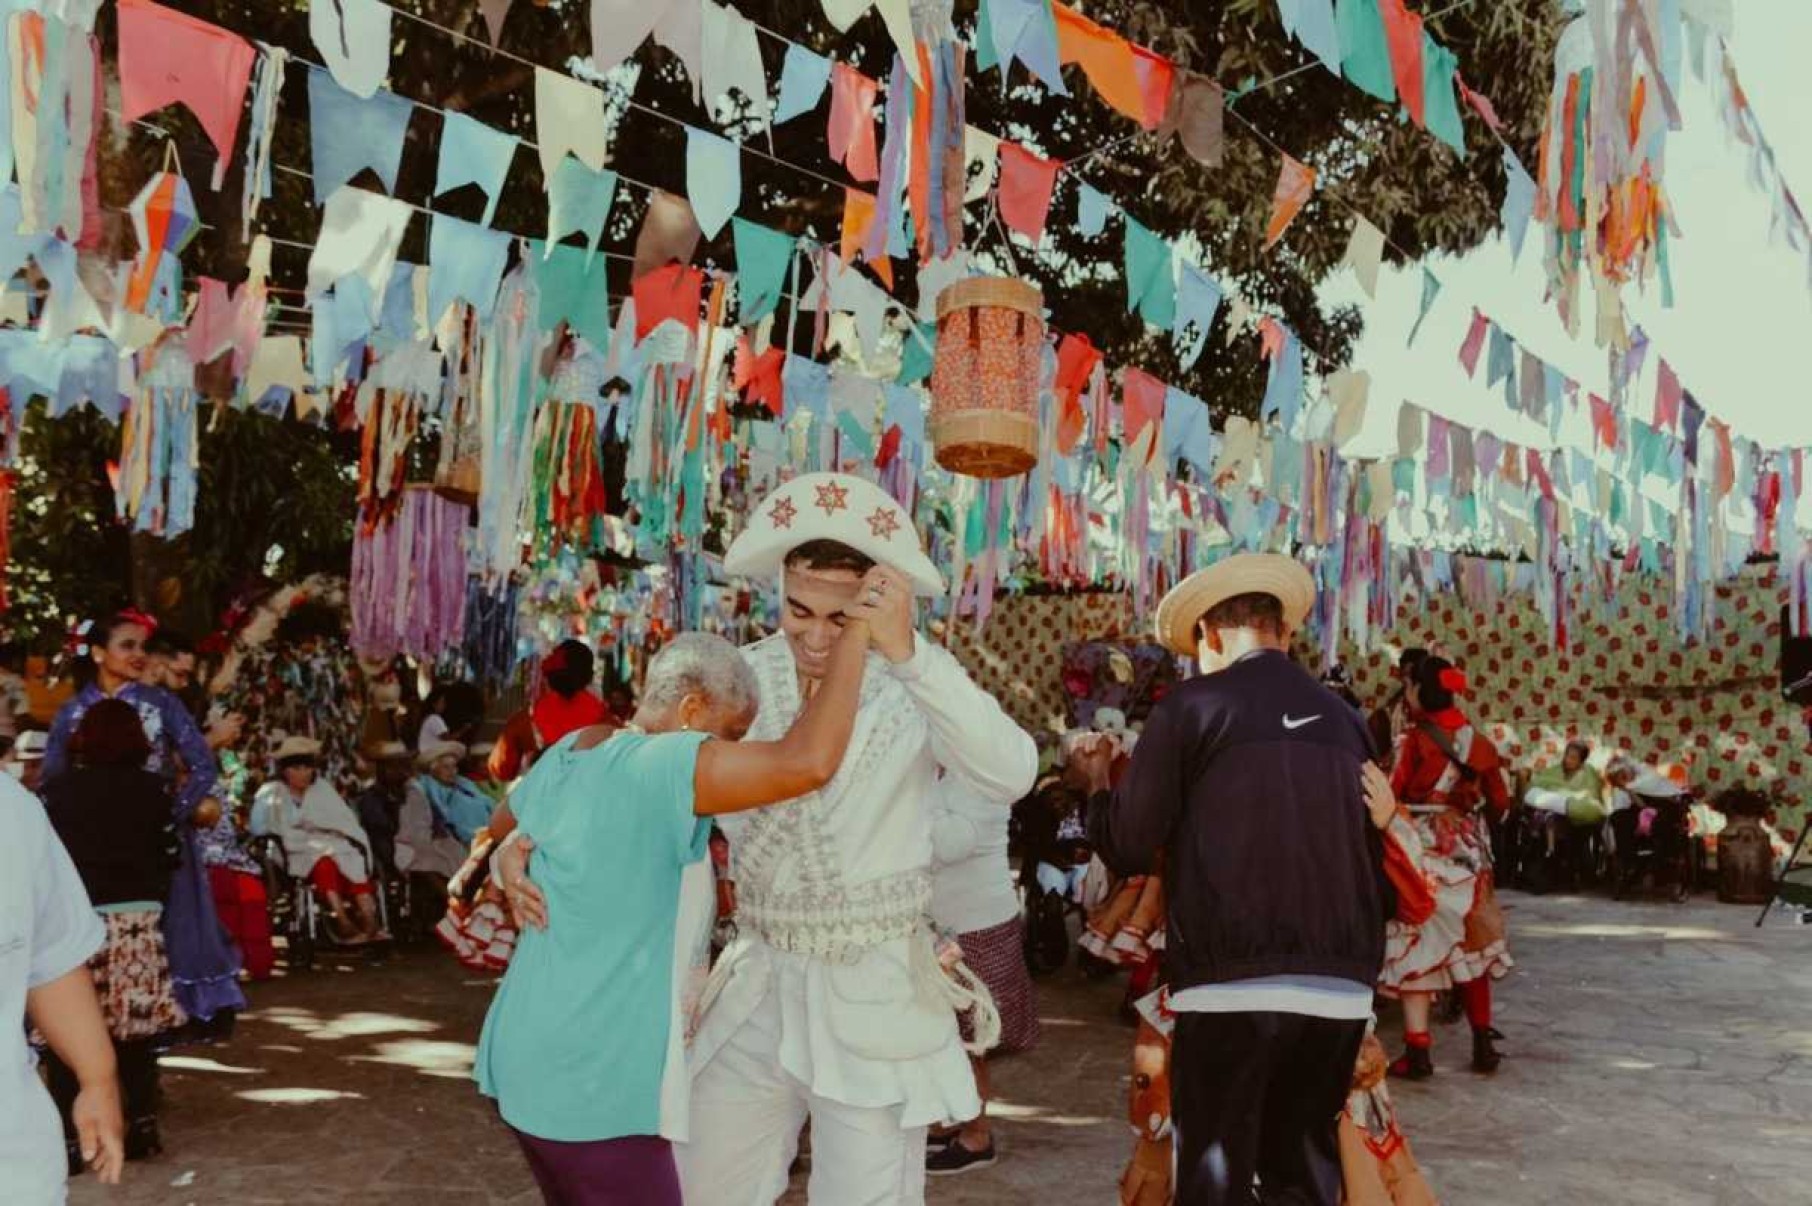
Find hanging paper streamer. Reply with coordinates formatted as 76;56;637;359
461;574;519;684
116;343;199;538
12;7;103;239
241;43;287;230
350;487;471;661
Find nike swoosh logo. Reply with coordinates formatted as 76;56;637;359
1281;714;1322;730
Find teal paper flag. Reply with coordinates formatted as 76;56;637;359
686;128;741;239
1336;0;1394;103
546;158;619;261
897;322;936;386
435;111;516;225
531;240;613;353
1422;37;1466;155
1406;267;1440;345
732;218;793;324
1124;218;1176;331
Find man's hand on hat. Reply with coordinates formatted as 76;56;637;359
846;567;915;664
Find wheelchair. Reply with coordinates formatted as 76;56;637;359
245;834;393;971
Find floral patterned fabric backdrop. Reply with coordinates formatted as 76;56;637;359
947;567;1806;847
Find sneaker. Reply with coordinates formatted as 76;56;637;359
927;1138;997;1177
926;1131;957;1152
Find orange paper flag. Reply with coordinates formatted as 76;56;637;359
839;189;892;289
1053;5;1145;127
1263;154;1317;249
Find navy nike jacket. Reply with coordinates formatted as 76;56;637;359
1090;648;1388;992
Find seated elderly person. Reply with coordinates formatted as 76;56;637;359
1525;741;1607;835
249;736;386;944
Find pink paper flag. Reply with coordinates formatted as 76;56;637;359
1654;358;1682;430
997;142;1061;243
480;0;513;45
827;63;879;183
117;0;255;189
1456;75;1504;133
1457;307;1489;377
1121;367;1167;460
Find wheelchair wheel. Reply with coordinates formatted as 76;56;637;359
1023;892;1070;976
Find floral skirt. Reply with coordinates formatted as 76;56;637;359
92;909;187;1042
1379;810;1512;995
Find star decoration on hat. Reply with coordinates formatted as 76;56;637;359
813;480;850;516
866;506;901;541
769;497;797;530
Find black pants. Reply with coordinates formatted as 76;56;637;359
1172;1011;1366;1206
46;1038;161;1133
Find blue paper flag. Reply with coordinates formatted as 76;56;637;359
775;44;834;124
1501;147;1536;260
435;112;516;226
1077;184;1111;238
308;68;413;205
428;214;511;325
1124;218;1176;331
686;128;742;240
1164;387;1217;476
1281;0;1343;75
1260;325;1304;432
545;157;619;261
984;0;1068;95
1174;262;1224;370
783;354;831;424
732;218;794;325
884;382;926;450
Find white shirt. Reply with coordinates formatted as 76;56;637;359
1169;976;1375;1021
1;778;105;1205
929;774;1020;935
699;633;1037;1124
418;713;449;750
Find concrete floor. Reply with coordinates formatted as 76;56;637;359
66;890;1812;1205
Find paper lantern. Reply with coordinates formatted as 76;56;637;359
929;277;1044;479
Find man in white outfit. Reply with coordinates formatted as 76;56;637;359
500;472;1037;1205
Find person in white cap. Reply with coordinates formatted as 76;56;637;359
499;471;1038;1205
1075;553;1396;1206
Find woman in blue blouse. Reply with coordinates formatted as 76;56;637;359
44;612;246;1023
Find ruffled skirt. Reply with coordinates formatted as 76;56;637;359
1378;810;1512;995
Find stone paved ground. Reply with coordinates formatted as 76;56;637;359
67;891;1812;1205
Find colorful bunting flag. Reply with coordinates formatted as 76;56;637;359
1124;217;1176;330
310;0;391;99
1263;154;1316;249
428;214;511;325
828;63;880;182
545;158;619;262
685;127;741;239
1406;267;1440;345
1342;216;1385;297
775;44;834;123
1157;71;1224;167
535;68;609;178
1378;0;1425;125
732;219;794;325
997;143;1061;243
1174;262;1223;371
1336;0;1395;103
1422;37;1466;155
436;112;516;226
307;72;413;205
117;0;256;190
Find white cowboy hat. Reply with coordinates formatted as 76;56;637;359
417;739;467;767
271;735;323;762
723;472;944;595
1153;553;1315;657
12;730;47;760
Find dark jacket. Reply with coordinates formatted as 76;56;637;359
1090;649;1388;991
41;765;180;907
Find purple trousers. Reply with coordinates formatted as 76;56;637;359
511;1130;680;1206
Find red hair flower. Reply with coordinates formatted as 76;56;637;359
1438;667;1469;695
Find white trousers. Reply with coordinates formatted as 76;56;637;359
678;984;929;1206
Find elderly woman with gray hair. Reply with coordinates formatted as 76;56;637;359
474;619;874;1206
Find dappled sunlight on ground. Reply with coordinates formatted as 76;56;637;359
347;1037;480;1079
233;1087;366;1105
157;1056;263;1076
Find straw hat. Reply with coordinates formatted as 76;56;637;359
271;735;322;763
723;472;944;595
1153;553;1315;657
418;739;467;767
13;731;47;760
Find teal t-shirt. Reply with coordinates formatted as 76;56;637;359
475;729;712;1142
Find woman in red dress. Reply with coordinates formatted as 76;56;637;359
1379;655;1513;1079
